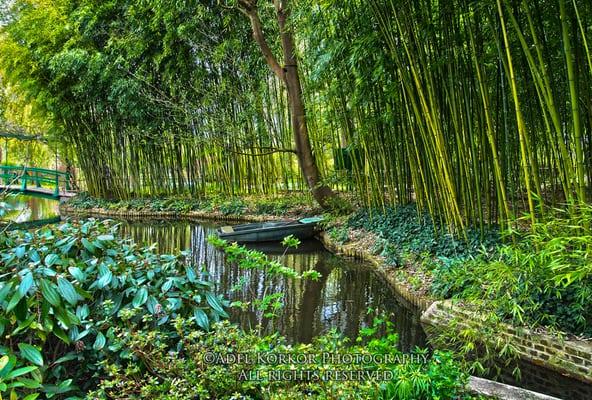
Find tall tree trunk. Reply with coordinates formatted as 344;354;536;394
239;0;336;207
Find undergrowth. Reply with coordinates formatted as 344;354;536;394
432;205;592;337
88;318;474;400
347;205;500;266
67;193;316;217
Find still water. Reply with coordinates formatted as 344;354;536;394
2;193;60;223
118;220;426;350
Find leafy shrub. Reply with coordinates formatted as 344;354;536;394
431;205;592;337
218;198;247;215
328;225;350;245
254;198;292;215
89;318;472;400
348;205;500;264
0;219;226;398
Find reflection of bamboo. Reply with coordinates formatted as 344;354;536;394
341;268;369;340
297;257;332;343
29;196;39;220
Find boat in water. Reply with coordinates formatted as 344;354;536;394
217;217;323;243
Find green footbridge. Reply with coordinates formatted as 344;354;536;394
0;165;76;198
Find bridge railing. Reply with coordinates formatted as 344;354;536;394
0;165;71;197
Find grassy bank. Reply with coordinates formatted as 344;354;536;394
66;192;321;219
328;205;592;339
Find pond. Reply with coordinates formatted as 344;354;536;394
3;193;591;399
117;220;426;350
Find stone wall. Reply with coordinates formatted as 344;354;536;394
317;231;433;311
421;300;592;387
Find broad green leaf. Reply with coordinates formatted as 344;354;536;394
44;253;60;267
40;268;57;277
4;366;38;380
59;238;77;255
0;355;9;370
76;304;89;320
74;328;90;341
206;292;228;318
194;308;209;331
0;355;15;378
18;273;34;296
0;282;13;303
93;332;106;350
57;277;79;305
68;267;85;282
55;306;77;329
132;287;148;307
18;344;43;366
15;246;26;258
97;234;114;242
97;270;113;288
6;290;24;312
39;279;61;307
53;326;71;344
15;378;41;389
28;250;40;263
11;315;35;335
53;353;78;365
146;296;158;314
161;279;173;293
186;267;197;282
81;238;96;254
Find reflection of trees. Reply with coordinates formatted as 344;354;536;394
118;221;426;349
298;256;331;343
2;195;59;223
29;196;38;219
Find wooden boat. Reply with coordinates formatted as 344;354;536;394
217;217;323;243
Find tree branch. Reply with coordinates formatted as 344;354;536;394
238;0;285;80
223;145;296;157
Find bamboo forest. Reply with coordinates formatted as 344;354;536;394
0;0;591;399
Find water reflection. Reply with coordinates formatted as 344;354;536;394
2;194;60;223
117;220;426;350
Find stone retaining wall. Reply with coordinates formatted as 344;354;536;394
421;300;592;386
317;231;433;312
